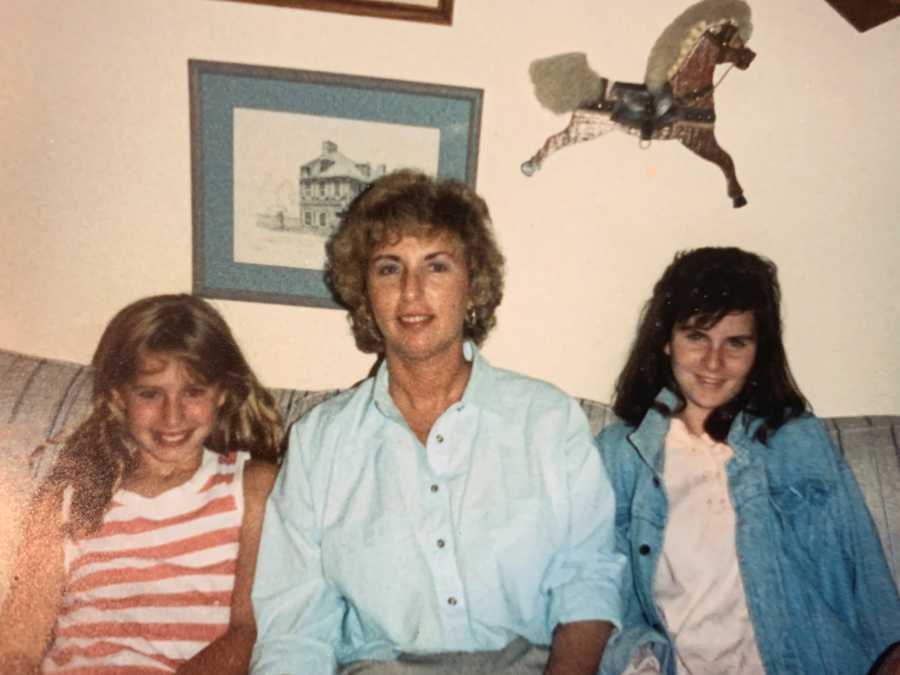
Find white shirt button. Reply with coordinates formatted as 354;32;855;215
447;596;458;606
436;434;444;443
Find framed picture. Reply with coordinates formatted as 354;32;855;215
189;59;483;308
218;0;454;25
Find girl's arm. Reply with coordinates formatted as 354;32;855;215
819;419;900;662
176;459;277;675
0;489;66;673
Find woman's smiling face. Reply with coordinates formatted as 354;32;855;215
367;231;470;365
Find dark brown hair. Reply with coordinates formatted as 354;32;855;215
613;247;807;442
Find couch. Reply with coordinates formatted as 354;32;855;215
2;346;898;604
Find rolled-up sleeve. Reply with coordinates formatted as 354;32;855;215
250;419;345;675
544;399;625;632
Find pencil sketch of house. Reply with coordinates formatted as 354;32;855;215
297;140;386;236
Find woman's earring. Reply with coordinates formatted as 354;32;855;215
465;305;477;329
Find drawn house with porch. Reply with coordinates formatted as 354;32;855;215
298;140;386;236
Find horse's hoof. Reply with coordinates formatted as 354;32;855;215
521;161;536;177
732;195;747;208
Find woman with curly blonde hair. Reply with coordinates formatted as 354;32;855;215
325;168;504;354
251;170;624;675
0;294;284;674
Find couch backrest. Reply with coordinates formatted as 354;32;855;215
1;347;898;592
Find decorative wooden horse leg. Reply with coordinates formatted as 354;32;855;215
678;126;747;207
521;109;617;176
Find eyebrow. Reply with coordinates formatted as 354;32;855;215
371;250;457;263
677;326;756;340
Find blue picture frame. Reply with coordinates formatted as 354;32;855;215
189;59;483;308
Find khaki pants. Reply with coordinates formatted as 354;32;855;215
338;638;549;675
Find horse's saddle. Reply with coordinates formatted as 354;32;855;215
608;82;714;140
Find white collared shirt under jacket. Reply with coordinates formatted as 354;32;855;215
250;343;624;674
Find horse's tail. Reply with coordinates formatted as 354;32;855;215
528;52;607;114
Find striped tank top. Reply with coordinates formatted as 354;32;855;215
43;449;248;674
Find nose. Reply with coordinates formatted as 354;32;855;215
401;269;424;300
702;345;723;371
163;397;185;426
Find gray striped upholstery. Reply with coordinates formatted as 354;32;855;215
1;347;898;593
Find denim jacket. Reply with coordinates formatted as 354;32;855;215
597;390;900;675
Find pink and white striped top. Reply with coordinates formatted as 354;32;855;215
43;449;248;674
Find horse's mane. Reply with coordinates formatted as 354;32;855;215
645;0;752;93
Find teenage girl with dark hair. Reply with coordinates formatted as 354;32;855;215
598;247;900;675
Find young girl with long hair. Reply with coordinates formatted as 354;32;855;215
597;247;900;675
0;294;284;674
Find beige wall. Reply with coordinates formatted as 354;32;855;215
1;0;898;416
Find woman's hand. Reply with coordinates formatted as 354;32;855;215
544;620;614;675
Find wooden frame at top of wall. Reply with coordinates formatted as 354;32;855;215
218;0;454;25
822;0;900;31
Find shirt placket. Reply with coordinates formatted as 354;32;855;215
421;403;471;646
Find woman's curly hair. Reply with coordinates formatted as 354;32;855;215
43;294;285;536
325;169;505;353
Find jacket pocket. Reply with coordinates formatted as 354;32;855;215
769;478;832;550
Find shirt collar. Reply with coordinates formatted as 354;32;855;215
372;341;497;420
628;388;763;470
627;388;676;472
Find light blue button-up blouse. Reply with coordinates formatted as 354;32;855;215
250;343;624;674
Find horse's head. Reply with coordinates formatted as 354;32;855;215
712;23;756;70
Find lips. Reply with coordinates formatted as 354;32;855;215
398;313;432;326
153;430;193;446
696;375;726;386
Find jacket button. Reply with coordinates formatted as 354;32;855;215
652;477;661;488
639;544;651;555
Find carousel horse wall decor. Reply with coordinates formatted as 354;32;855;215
521;0;756;207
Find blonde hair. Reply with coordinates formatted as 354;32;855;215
44;294;284;535
644;0;752;93
325;169;505;353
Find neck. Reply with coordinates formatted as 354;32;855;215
669;33;719;99
386;346;472;443
123;450;204;496
676;408;709;437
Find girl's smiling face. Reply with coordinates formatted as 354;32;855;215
665;311;757;435
117;352;225;475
